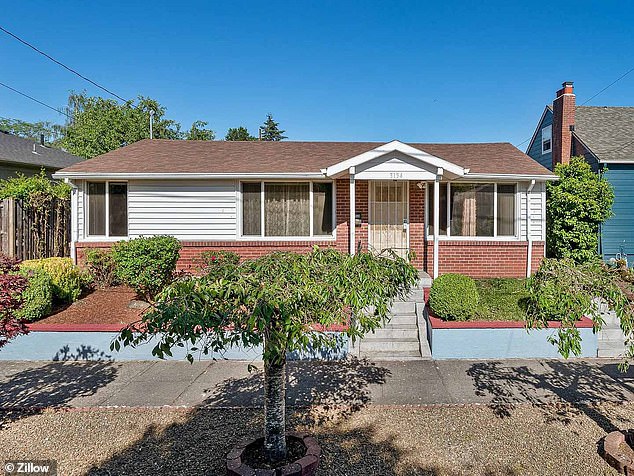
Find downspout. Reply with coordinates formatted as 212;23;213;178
526;180;536;278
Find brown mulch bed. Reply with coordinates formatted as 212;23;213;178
34;286;145;326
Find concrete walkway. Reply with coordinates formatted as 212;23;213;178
1;358;633;409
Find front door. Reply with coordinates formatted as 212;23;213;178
368;181;409;258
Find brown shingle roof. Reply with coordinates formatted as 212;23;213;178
56;139;553;176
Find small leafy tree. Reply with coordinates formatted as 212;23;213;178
113;248;418;463
185;121;215;141
259;114;287;141
0;255;29;348
526;258;634;360
547;156;614;262
0;117;63;143
225;126;255;141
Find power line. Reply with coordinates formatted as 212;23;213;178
0;25;128;102
515;67;634;149
0;81;71;118
579;67;634;106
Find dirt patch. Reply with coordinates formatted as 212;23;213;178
35;286;144;325
0;404;625;475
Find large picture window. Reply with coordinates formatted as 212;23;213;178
427;183;516;238
87;182;128;237
241;182;334;238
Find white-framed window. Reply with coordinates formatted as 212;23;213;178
427;182;517;238
240;181;335;238
541;125;552;154
86;181;128;237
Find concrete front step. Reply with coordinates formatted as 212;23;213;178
390;301;416;314
598;328;628;340
366;328;418;339
360;337;420;352
359;350;422;360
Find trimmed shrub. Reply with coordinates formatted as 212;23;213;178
21;257;87;303
429;273;479;321
112;236;181;301
85;248;118;288
16;268;53;321
197;250;240;279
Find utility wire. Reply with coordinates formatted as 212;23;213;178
0;25;128;102
0;81;71;118
515;66;634;149
578;67;634;106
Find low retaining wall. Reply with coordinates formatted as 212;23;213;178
427;313;597;359
0;325;348;361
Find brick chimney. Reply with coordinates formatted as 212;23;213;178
552;81;575;168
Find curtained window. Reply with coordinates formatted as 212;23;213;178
497;184;516;236
427;182;516;238
88;182;128;237
450;184;494;237
242;182;334;237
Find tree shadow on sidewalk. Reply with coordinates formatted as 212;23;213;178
0;355;117;428
466;360;631;432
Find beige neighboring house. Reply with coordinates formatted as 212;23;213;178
0;130;82;180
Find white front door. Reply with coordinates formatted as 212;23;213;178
368;181;409;258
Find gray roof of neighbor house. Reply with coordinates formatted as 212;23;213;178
574;106;634;163
0;131;82;169
55;139;554;177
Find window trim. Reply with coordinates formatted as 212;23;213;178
238;180;337;241
85;180;129;239
425;181;520;241
541;124;552;155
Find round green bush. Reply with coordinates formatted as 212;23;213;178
16;268;53;321
429;273;479;321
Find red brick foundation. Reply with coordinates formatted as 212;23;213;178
423;240;545;278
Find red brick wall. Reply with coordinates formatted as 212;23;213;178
409;181;425;268
423;240;545;278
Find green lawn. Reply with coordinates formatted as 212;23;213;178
473;278;529;321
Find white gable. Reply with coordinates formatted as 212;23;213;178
324;140;467;178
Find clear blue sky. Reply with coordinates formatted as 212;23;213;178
1;0;633;146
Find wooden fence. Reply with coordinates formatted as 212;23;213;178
0;197;71;260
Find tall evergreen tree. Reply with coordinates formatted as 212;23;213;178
259;114;287;141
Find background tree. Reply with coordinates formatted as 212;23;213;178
185;121;215;141
225;126;255;141
0;118;63;144
547;156;614;262
113;249;418;464
59;92;182;158
259;114;287;141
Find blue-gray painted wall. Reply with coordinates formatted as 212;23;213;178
526;108;553;170
601;163;634;262
430;326;597;359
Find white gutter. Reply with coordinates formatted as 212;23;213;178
52;172;327;180
463;173;558;181
526;179;536;278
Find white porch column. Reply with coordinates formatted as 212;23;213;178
349;167;356;255
433;169;443;279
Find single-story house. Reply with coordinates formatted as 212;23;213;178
53;139;556;278
525;81;634;262
0;130;82;180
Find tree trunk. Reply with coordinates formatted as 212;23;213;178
264;355;287;463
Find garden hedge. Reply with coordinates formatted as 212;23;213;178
429;273;479;321
21;257;87;303
16;268;53;321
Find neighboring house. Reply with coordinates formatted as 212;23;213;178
526;81;634;262
0;131;82;180
53;139;555;278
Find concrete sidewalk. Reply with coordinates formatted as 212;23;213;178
1;358;633;409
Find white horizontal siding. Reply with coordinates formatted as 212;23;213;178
519;181;546;241
76;180;85;241
128;180;237;239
